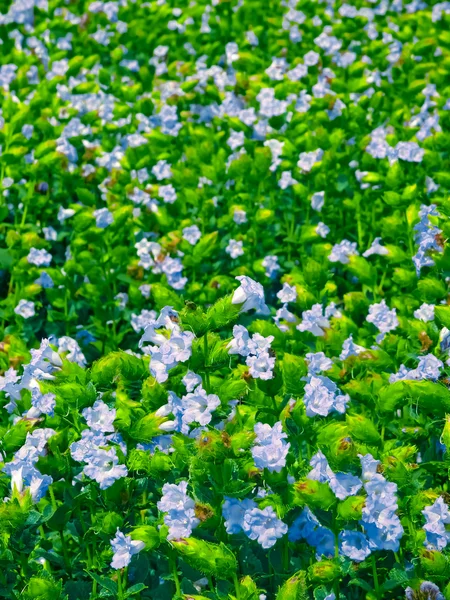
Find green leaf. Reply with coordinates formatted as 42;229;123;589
87;572;118;596
125;583;147;597
205;294;241;331
379;381;450;414
172;538;237;580
130;526;160;550
91;351;148;386
282;354;307;396
276;571;309;600
0;248;13;269
129;413;163;442
346;414;381;445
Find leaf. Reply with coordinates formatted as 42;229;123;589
205;294;242;331
0;248;13;269
151;283;184;311
87;572;118;596
349;578;373;592
125;583;147;597
130;526;160;550
378;381;450;414
276;571;309;600
346;414;381;445
91;351;148;386
282;354;307;396
129;413;163;442
435;306;450;328
172;538;237;580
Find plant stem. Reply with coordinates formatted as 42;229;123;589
49;485;57;511
372;554;380;598
170;554;181;598
117;570;124;600
59;530;72;576
232;572;241;600
203;334;211;391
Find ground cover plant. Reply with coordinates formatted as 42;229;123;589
1;0;450;598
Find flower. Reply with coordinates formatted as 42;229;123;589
339;335;366;360
308;451;362;499
252;422;290;472
93;207;114;228
363;237;389;257
182;225;201;245
339;530;371;562
182;385;221;426
242;506;288;549
262;255;280;278
329;240;359;264
222;497;257;534
232;276;269;314
246;351;276;380
422;497;450;550
83;448;128;489
277;282;297;303
297;304;331;337
14;299;36;318
27;247;52;266
226;239;244;259
311;191;325;212
303;376;350;417
110;530;145;569
182;370;202;392
414;303;435;322
305;352;333;375
366;300;398;342
158;481;199;540
82;400;116;433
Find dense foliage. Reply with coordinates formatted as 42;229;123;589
1;0;450;599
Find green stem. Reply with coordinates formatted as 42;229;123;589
372;554;380;598
203;334;211;391
49;485;57;511
117;570;124;600
232;572;241;600
171;554;181;598
59;530;72;576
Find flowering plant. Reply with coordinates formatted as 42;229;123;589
1;0;450;599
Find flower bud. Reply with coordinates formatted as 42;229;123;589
308;560;340;583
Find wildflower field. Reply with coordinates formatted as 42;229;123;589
2;0;450;598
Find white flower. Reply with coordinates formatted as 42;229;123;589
277;282;297;303
414;303;434;322
232;276;269;314
311;191;325;212
226;239;244;259
182;225;201;245
110;530;145;569
15;299;35;319
362;237;389;257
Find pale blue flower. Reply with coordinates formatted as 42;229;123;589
83;448;128;489
232;276;269;314
93;207;114;228
422;497;450;550
226;239;244;259
243;506;288;548
27;248;52;267
339;530;371;562
222;497;257;534
110;530;145;569
182;225;201;245
414;303;435;322
14;299;35;319
82;399;116;433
